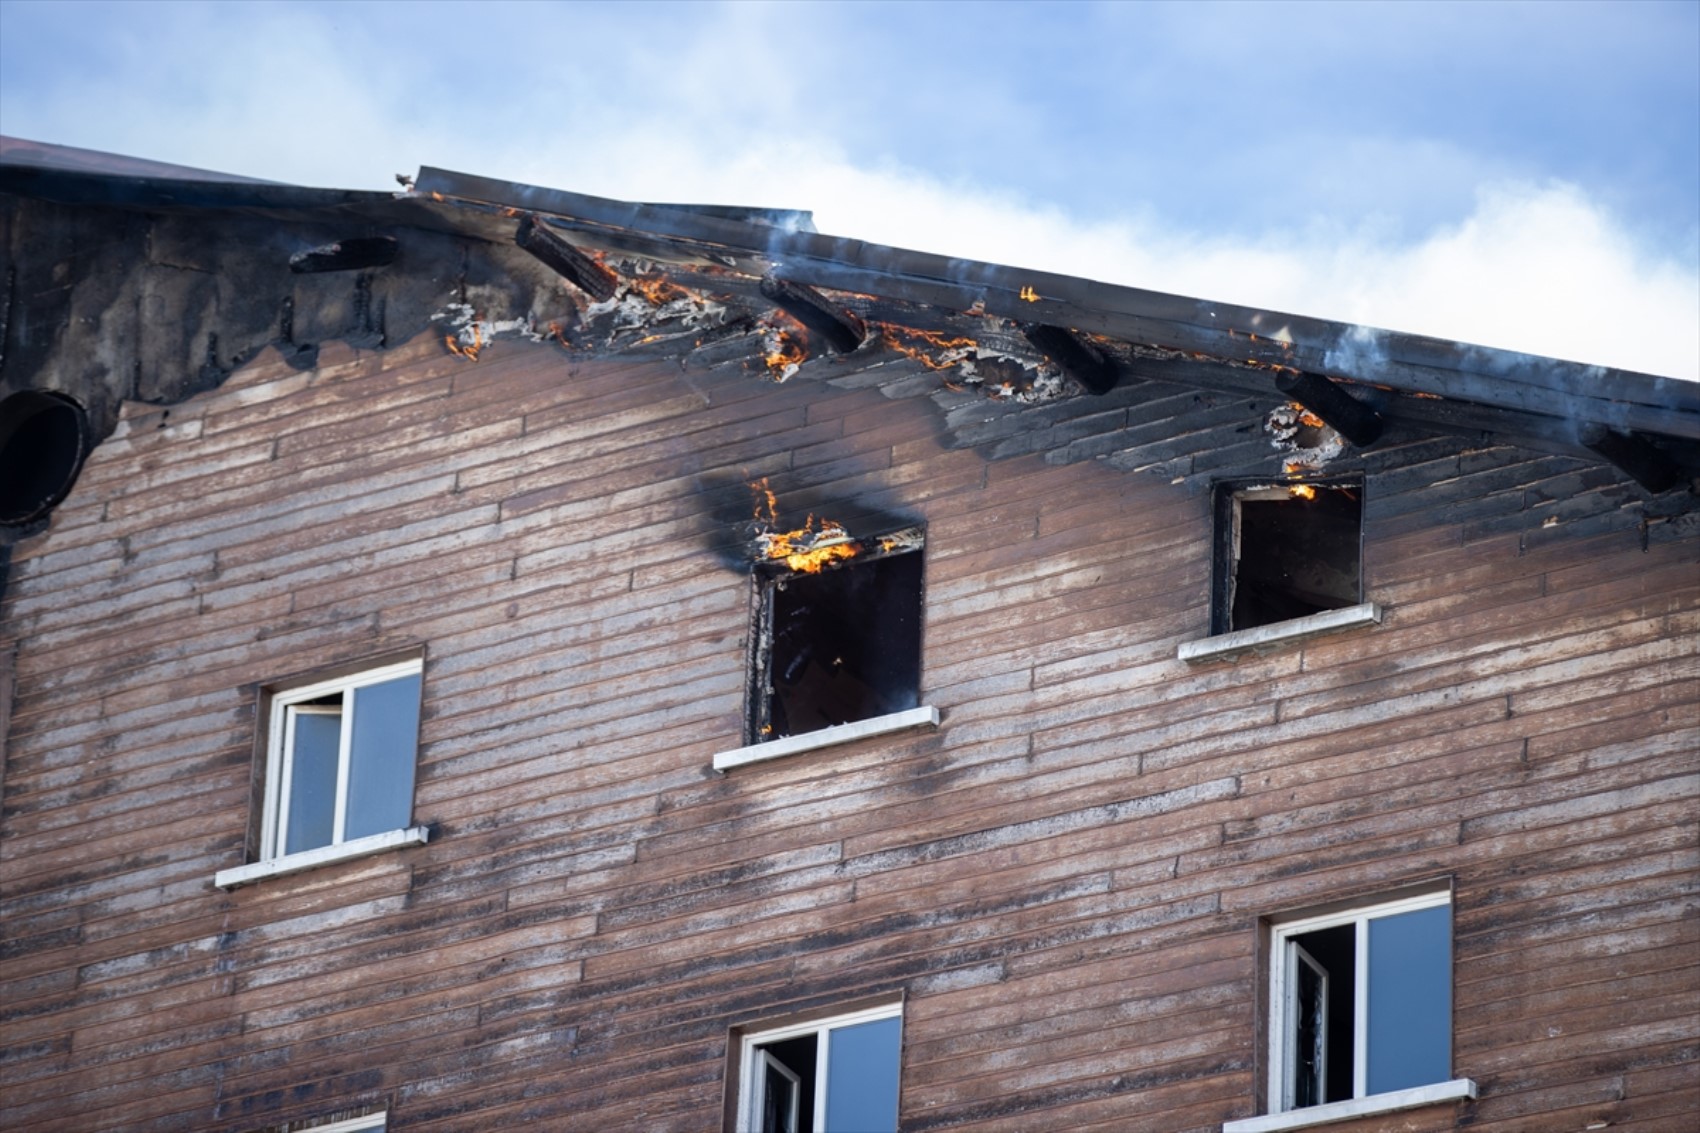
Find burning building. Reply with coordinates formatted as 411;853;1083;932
0;137;1696;1133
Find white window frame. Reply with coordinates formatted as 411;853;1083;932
734;1002;903;1133
215;658;427;890
757;1050;802;1133
310;1118;386;1133
1225;890;1476;1133
261;657;423;860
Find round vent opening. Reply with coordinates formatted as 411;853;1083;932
0;390;93;526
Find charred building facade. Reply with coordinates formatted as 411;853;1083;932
1;137;1697;1133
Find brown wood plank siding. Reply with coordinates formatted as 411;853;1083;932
2;335;1695;1131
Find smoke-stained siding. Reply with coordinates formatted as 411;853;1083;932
1;327;1693;1131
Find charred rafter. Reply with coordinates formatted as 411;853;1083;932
1022;324;1123;395
515;214;619;302
759;276;866;354
1274;371;1385;447
288;237;399;274
1580;425;1684;495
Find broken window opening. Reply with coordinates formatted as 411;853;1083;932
749;528;924;744
1212;480;1363;635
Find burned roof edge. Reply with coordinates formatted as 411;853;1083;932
0;137;1690;439
414;166;1700;443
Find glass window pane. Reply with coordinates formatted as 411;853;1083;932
823;1016;900;1133
1291;945;1328;1108
344;674;421;840
1366;904;1451;1095
284;708;341;854
761;1052;800;1133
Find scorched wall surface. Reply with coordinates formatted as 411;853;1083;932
1;332;1696;1132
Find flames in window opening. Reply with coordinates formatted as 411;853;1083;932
749;478;857;573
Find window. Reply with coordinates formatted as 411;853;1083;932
752;526;924;742
216;657;426;889
733;1003;903;1133
1213;480;1363;635
714;523;936;771
299;1117;385;1133
250;1111;386;1133
1225;889;1476;1133
263;657;422;857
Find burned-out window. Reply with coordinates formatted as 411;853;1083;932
749;526;924;744
1212;480;1362;634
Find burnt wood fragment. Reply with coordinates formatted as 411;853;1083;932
759;276;866;354
288;236;399;274
1580;424;1684;494
1275;370;1386;447
515;214;619;302
1021;324;1122;395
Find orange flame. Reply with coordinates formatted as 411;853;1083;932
764;522;858;573
444;322;483;362
872;322;977;371
1288;484;1317;501
752;478;780;525
630;272;688;306
1288;403;1327;429
1018;285;1040;303
749;479;858;573
765;331;807;378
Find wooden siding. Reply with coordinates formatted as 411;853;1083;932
1;333;1695;1132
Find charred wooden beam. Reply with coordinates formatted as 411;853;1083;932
288;236;398;274
759;276;865;354
1275;370;1385;447
1022;324;1122;395
515;214;619;302
1580;424;1683;494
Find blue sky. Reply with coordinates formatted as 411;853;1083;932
2;0;1696;377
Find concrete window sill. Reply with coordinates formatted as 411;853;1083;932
1222;1079;1478;1133
713;706;940;772
1178;602;1382;665
214;825;430;890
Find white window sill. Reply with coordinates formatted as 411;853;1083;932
214;825;430;890
713;706;940;772
1222;1079;1478;1133
1178;602;1382;665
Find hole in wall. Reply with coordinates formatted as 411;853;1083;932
0;390;93;526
